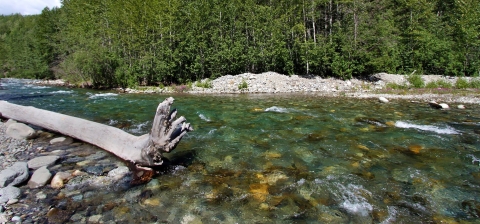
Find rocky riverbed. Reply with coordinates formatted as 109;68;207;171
0;121;134;223
30;72;480;103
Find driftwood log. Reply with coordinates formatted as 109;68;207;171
0;97;193;182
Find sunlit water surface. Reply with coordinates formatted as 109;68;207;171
1;79;480;223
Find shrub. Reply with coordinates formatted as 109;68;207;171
425;80;453;89
238;78;248;90
196;78;213;88
469;79;480;89
407;74;424;88
455;77;469;89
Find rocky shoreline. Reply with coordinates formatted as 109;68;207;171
0;121;133;223
30;72;480;104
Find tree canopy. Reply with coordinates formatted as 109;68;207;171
1;0;479;87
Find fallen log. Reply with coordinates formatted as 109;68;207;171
0;97;193;172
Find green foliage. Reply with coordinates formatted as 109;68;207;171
469;79;480;89
238;79;248;90
455;78;480;89
195;79;213;88
425;80;453;89
1;0;479;86
407;74;425;88
455;78;470;89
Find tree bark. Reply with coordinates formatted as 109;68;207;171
0;97;193;169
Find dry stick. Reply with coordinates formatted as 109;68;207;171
0;97;193;183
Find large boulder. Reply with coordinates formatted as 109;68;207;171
0;186;21;204
6;123;36;140
4;119;17;127
0;162;29;187
28;166;52;188
27;156;60;170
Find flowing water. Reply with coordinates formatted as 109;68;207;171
1;79;480;223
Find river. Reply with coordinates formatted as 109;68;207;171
1;78;480;223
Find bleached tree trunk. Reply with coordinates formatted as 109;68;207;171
0;97;193;169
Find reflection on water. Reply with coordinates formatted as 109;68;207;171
2;79;480;223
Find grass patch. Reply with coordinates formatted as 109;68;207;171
195;78;213;88
425;80;453;89
238;78;248;90
385;82;408;90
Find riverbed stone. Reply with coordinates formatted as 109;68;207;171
4;119;17;127
50;137;73;146
27;156;59;169
378;97;389;103
0;162;29;187
51;172;73;189
6;123;36;140
429;101;449;109
28;166;52;188
0;186;21;204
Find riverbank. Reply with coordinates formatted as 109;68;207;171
1;80;480;223
29;72;480;104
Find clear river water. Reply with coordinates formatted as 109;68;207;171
1;79;480;223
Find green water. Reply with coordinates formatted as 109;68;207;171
2;79;480;223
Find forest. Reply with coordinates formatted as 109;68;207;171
0;0;479;88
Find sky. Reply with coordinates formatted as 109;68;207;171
0;0;62;15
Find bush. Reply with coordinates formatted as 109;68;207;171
425;80;453;89
195;78;213;88
238;78;248;90
407;74;424;88
469;79;480;89
455;77;469;89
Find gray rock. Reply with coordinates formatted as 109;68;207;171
378;97;389;103
429;101;449;109
0;186;21;204
27;156;60;170
28;166;52;188
50;137;73;146
0;162;29;187
107;166;130;179
4;119;17;127
6;123;36;140
11;216;21;222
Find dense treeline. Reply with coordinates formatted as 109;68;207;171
1;0;479;88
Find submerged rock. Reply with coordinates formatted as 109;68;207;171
27;156;60;170
0;162;29;187
0;185;21;204
50;137;73;146
28;166;52;188
51;172;73;189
